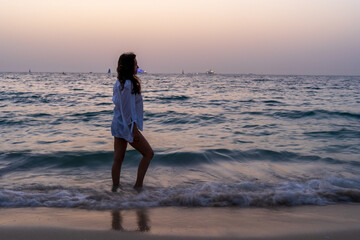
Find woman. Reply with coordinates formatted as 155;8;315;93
111;52;154;192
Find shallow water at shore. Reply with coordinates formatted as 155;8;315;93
1;205;360;238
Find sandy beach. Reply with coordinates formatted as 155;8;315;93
1;204;360;239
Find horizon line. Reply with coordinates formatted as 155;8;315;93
1;71;360;77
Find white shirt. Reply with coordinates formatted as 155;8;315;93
111;79;143;143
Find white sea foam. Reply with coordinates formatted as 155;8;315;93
1;177;359;210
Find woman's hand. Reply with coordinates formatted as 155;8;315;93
133;123;140;142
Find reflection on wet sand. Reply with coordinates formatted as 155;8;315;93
111;209;150;232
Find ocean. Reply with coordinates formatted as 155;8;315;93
0;72;359;210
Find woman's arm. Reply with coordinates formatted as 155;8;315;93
120;80;139;141
120;81;137;125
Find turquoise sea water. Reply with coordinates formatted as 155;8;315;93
0;72;360;209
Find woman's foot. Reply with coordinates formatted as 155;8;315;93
133;185;143;193
112;185;119;192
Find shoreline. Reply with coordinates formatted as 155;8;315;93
1;204;360;239
1;227;360;240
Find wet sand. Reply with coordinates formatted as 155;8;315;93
1;204;360;239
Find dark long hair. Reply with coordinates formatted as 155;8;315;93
117;52;141;94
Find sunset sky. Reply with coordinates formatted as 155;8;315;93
1;0;359;74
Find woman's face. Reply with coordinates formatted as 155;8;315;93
134;58;139;75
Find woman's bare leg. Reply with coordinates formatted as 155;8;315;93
129;131;154;189
112;137;128;189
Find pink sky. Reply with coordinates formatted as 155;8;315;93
1;0;359;74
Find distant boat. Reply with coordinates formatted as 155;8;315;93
137;68;147;74
206;69;216;75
